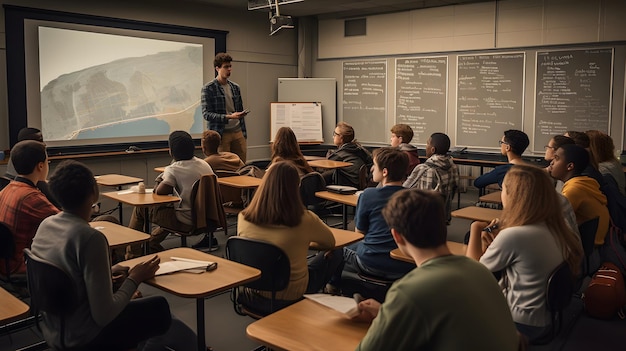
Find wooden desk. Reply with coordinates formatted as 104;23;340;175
451;206;502;222
90;221;150;251
95;174;143;223
478;191;502;204
121;247;260;351
308;159;352;169
310;228;363;250
315;191;360;229
101;190;180;233
0;286;29;324
217;175;262;188
303;155;326;161
154;166;166;173
247;299;369;351
390;241;467;264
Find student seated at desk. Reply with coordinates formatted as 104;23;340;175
548;144;609;246
237;161;340;312
389;123;419;178
0;140;59;276
127;131;214;257
268;127;313;176
327;148;413;293
201;130;244;172
354;189;520;351
403;132;459;222
3;127;61;208
543;135;575;192
587;130;626;196
466;165;583;342
32;160;198;351
323;122;372;188
474;129;529;189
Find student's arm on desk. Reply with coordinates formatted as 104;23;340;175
155;180;173;195
466;220;497;260
351;299;380;323
307;211;335;250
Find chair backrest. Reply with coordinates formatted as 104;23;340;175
0;176;11;192
578;217;599;258
545;261;574;313
214;170;245;208
24;248;79;349
0;222;15;280
358;164;369;190
193;174;228;235
299;172;326;208
225;237;290;293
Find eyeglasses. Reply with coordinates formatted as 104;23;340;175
333;131;340;137
544;145;556;150
498;140;509;146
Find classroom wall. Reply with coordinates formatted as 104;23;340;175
0;0;298;161
312;0;626;153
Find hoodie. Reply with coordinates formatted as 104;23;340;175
397;143;420;177
562;176;609;245
327;142;373;188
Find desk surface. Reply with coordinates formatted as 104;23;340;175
310;228;363;250
451;206;502;222
390;241;467;264
308;159;352;169
102;190;180;207
304;155;326;161
315;191;359;207
217;175;262;188
0;286;29;324
120;247;260;298
95;174;143;187
247;299;370;351
91;221;150;249
154;166;166;173
478;191;502;204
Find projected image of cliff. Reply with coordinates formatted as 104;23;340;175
38;27;203;141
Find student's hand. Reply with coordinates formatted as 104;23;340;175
111;264;129;276
481;231;496;251
351;299;381;323
128;255;160;283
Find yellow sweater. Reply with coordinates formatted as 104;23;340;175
237;210;335;300
562;176;609;245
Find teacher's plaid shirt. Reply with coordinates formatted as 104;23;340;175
201;78;247;138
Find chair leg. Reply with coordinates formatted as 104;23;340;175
181;235;187;247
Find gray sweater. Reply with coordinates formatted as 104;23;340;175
31;212;137;349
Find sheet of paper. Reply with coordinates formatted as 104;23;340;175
155;261;208;275
304;294;360;317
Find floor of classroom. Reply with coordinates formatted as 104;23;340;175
1;187;625;350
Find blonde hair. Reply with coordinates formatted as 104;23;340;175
500;165;583;276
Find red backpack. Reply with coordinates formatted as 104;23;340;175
583;262;626;319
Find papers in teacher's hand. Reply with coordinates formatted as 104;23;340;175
155;257;215;275
304;294;360;318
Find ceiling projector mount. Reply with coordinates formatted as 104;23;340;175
268;0;294;36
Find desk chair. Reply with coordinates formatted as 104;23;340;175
340;270;395;303
214;170;246;215
300;172;326;210
531;261;574;345
0;223;15;283
162;174;228;249
578;217;599;276
24;248;79;350
0;176;11;192
226;237;292;318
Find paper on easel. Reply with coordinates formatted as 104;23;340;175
304;294;360;318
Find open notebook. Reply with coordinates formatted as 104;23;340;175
155;257;216;275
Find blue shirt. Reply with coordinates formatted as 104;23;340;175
474;164;513;189
354;185;414;275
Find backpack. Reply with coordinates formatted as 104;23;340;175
583;262;626;319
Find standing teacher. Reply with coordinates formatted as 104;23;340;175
202;52;249;163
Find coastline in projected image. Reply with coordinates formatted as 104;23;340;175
38;26;203;142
